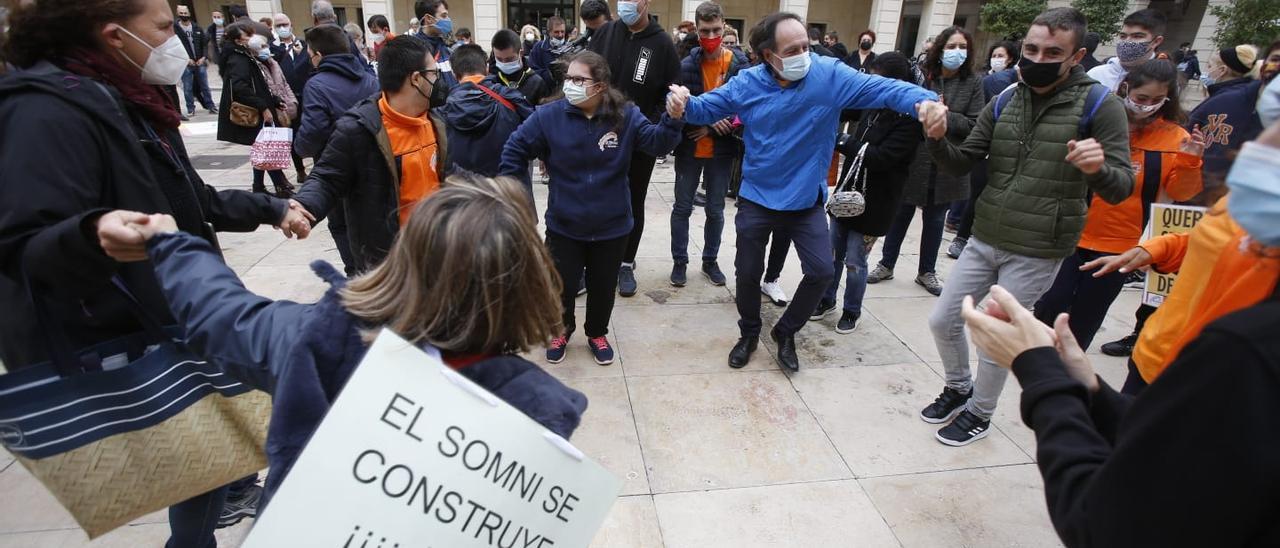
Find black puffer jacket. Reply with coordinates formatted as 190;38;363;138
292;98;451;272
218;46;283;146
0;61;286;369
834;108;923;236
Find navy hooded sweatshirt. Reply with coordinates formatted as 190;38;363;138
499;99;683;240
438;80;533;177
294;53;380;158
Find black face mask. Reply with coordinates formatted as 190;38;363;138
860;40;872;51
1017;55;1067;88
179;16;191;22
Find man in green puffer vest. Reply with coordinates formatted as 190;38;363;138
916;7;1135;447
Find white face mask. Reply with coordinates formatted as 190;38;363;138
117;27;190;85
1123;95;1165;119
524;32;536;41
771;50;811;81
212;17;224;26
370;32;386;44
563;80;597;105
990;57;1007;72
496;58;523;74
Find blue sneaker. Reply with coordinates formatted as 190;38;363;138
546;333;570;364
588;336;615;365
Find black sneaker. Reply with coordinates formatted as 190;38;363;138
935;410;991;447
920;386;972;424
217;482;263;528
670;263;687;287
701;261;726;286
835;311;859;334
1101;332;1138;357
618;264;638;297
809;299;836;321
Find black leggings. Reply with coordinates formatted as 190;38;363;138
622;150;658;263
1034;248;1128;351
546;231;629;338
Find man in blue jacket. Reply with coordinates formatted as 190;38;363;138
439;44;534;177
295;25;380;275
527;15;568;85
669;12;944;372
669;2;747;288
413;0;459;89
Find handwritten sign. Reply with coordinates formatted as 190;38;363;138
243;330;620;548
1142;204;1207;307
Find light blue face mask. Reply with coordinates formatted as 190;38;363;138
434;17;452;35
942;48;967;70
618;1;641;26
1258;76;1280;127
1227;141;1280;247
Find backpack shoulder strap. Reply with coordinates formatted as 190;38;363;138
992;84;1018;122
1078;83;1110;139
475;83;517;113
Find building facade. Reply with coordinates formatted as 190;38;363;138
180;0;1223;64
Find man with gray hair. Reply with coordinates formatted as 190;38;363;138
311;0;336;24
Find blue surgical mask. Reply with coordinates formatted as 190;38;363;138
563;80;596;105
771;51;810;81
257;50;271;61
1258;76;1280;127
434;17;452;35
618;1;642;26
1227;141;1280;247
497;58;523;74
942;49;967;70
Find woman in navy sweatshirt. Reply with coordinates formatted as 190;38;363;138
501;51;683;367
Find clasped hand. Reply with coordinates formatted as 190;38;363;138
95;200;315;263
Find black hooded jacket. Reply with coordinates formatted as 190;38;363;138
438;80;533;177
0;62;286;369
587;16;681;121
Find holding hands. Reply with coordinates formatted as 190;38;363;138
95;200;315;262
667;85;690;119
917;100;948;140
278;199;315;239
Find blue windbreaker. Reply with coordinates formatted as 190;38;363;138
684;53;938;210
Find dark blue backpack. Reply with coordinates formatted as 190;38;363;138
992;82;1110;139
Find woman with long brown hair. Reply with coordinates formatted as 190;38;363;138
500;51;683;366
119;174;587;509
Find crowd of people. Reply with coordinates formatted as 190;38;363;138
0;0;1278;546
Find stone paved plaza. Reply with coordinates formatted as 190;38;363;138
0;108;1146;548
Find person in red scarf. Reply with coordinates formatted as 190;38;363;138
0;0;314;546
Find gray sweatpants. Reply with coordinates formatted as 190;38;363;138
927;237;1063;420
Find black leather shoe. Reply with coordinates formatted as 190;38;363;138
771;327;800;372
728;336;758;368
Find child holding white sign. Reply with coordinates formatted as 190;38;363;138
121;174;589;508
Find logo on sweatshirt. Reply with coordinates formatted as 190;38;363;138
1203;113;1233;146
598;132;619;151
633;48;653;84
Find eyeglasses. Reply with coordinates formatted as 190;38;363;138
565;76;597;86
417;68;441;81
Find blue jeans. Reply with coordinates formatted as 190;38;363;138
879;202;948;275
734;197;834;338
671;155;730;264
823;218;875;317
181;63;215;113
164;475;256;548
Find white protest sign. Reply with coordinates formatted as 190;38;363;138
243;329;620;548
1141;203;1207;307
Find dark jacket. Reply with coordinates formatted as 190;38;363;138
845;50;876;72
830;43;850;59
587;17;682;121
499;99;684;241
927;68;1135;258
218;46;283;146
142;232;589;509
835;109;922;236
1009;297;1280;547
1204;75;1251;97
812;43;837;58
292;98;451;272
1080;53;1102;72
1178;53;1201;80
294;53;380;159
982;68;1018;102
413;31;460;89
903;72;983;206
0;62;286;369
271;38;315;100
526;37;558;84
438;80;533;177
1188;79;1264;196
207;23;226;63
174;22;207;62
485;66;552;106
674;46;747;158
